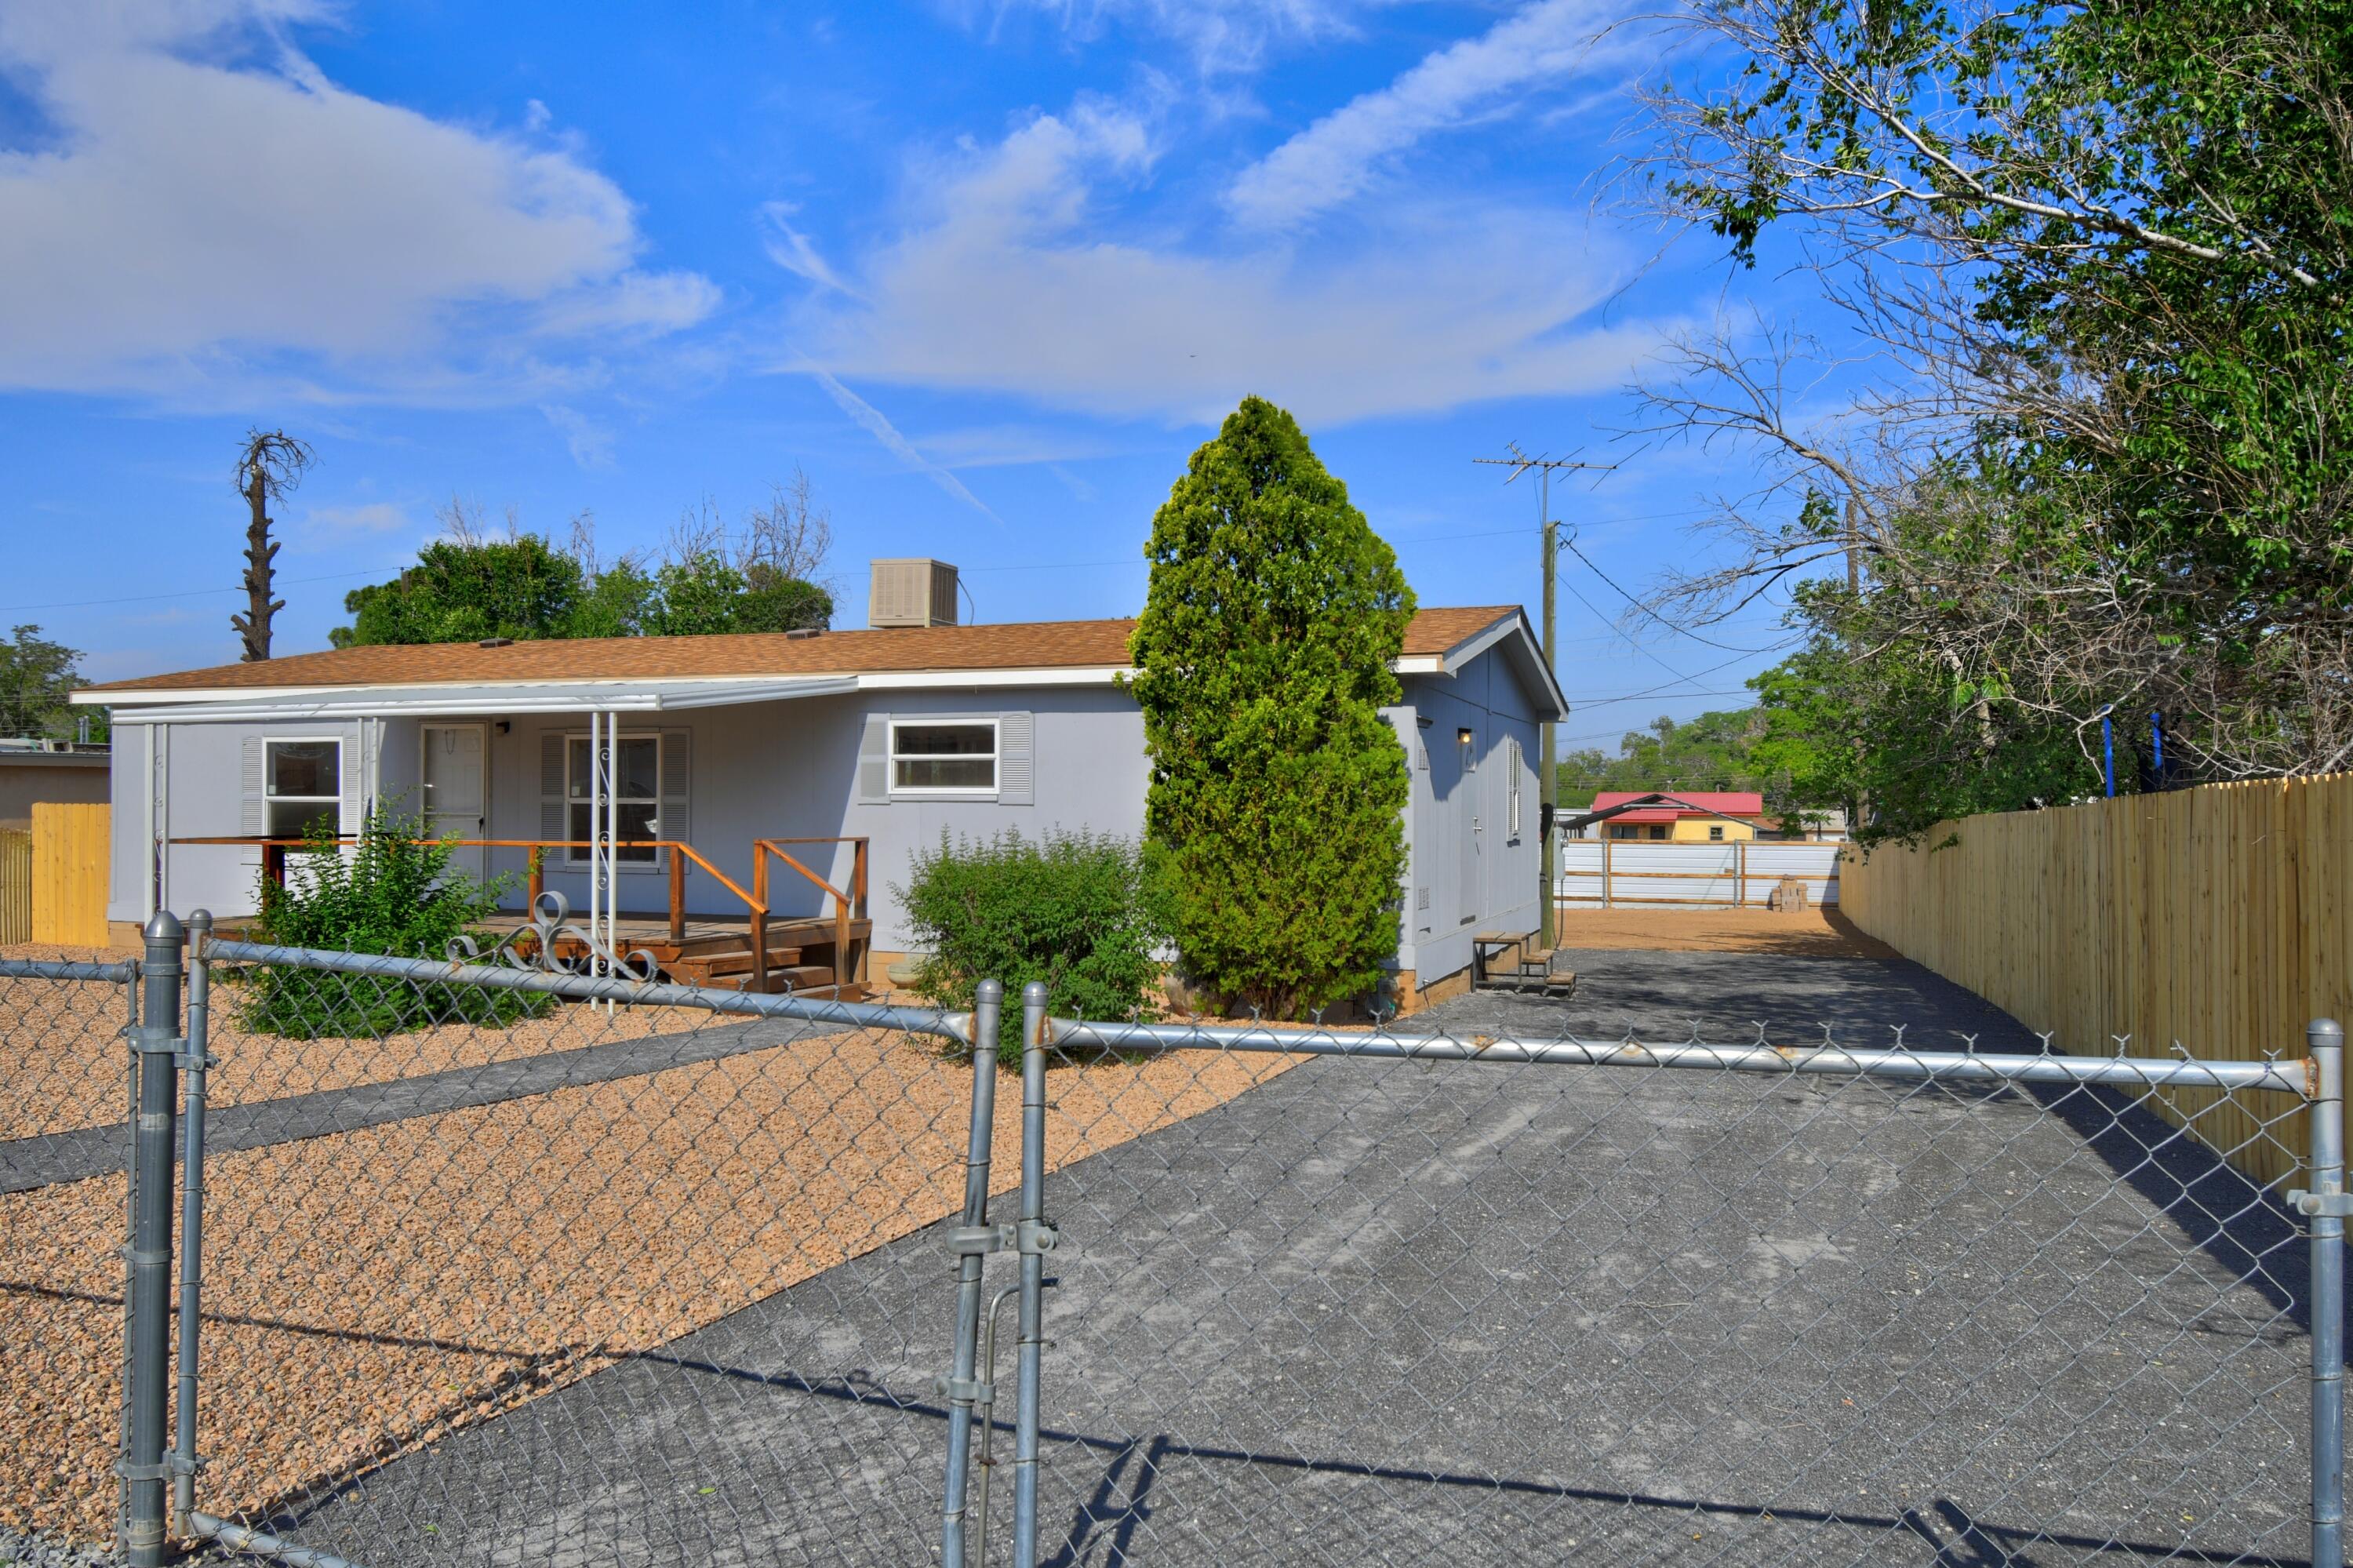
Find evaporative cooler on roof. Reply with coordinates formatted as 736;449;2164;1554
868;558;959;628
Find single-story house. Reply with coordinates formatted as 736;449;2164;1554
1580;790;1766;842
75;587;1566;1010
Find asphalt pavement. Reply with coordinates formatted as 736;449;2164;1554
234;948;2316;1567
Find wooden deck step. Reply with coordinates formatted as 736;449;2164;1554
671;946;809;980
700;966;869;999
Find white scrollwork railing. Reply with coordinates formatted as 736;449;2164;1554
446;890;660;983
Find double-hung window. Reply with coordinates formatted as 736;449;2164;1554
264;739;341;839
566;733;660;864
890;719;997;794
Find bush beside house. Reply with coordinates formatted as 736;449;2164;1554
242;806;547;1036
896;829;1166;1064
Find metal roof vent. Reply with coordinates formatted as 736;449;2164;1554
477;636;514;648
868;558;959;629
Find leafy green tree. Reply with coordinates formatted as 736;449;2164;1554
644;551;747;636
737;563;833;634
1128;396;1416;1018
1747;631;2099;845
335;536;587;646
1643;0;2353;793
565;558;658;638
0;624;93;739
334;530;832;646
1555;708;1780;807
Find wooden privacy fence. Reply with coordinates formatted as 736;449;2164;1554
30;802;109;947
1839;773;2353;1187
0;828;27;944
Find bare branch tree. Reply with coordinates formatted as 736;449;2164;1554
740;466;835;588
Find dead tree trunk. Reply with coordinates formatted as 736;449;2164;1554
228;430;313;662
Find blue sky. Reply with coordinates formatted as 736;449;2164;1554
0;0;1816;750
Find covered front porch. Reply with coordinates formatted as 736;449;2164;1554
143;674;878;998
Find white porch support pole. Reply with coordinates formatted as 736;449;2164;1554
609;708;624;1003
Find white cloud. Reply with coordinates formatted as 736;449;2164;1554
798;363;1005;523
760;202;861;298
781;102;1665;427
0;0;716;398
1227;0;1633;228
539;404;616;470
296;500;410;539
974;0;1362;75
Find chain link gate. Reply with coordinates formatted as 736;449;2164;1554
5;930;2352;1566
974;992;2352;1568
4;902;1016;1568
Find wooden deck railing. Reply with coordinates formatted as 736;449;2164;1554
754;838;870;992
173;835;764;942
170;832;870;992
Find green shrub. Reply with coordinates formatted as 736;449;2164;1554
242;804;548;1037
896;829;1167;1064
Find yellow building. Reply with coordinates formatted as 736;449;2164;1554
1590;791;1765;843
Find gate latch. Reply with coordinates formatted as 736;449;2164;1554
947;1220;1060;1258
2288;1188;2353;1218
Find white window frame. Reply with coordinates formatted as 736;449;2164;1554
888;717;999;798
263;736;343;841
563;729;661;868
1506;738;1522;839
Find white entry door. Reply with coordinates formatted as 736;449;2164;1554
422;724;489;882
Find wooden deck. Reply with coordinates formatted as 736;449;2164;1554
538;911;874;999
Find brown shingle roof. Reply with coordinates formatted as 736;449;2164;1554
84;606;1524;697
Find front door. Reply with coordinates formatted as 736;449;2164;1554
423;723;489;882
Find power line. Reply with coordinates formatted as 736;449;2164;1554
0;567;393;616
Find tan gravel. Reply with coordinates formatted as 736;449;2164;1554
1;944;730;1142
1;1018;1294;1543
1551;907;1899;960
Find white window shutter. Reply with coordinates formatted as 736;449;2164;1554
997;711;1034;805
856;715;890;804
540;732;566;842
660;729;691;860
340;725;363;834
240;734;264;864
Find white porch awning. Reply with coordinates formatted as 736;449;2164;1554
109;675;858;724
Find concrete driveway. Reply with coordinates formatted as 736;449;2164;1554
255;948;2315;1567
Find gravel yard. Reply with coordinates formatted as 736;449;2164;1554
0;944;717;1143
0;1003;1293;1545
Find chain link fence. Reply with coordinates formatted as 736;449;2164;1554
2;911;2348;1567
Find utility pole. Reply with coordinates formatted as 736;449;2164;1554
1474;445;1613;951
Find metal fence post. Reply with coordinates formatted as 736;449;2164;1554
172;910;214;1533
1011;981;1051;1566
2313;1018;2347;1568
122;910;183;1567
115;957;140;1544
942;980;1005;1566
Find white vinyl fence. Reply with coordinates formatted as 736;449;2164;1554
1555;839;1843;908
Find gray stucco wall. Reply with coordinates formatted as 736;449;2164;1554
1398;651;1544;984
109;641;1550;984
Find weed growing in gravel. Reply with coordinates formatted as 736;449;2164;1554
240;804;551;1036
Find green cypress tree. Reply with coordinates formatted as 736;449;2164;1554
1129;396;1417;1017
